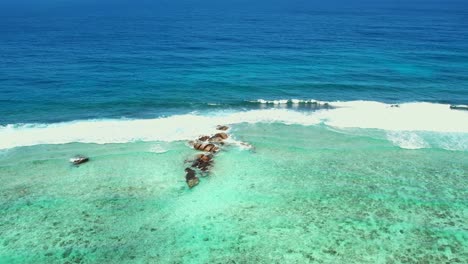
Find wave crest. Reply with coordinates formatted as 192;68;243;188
1;101;467;151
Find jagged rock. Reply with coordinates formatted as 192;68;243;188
205;144;219;152
199;154;213;163
193;142;219;152
193;142;202;149
185;168;199;188
209;132;228;143
215;132;228;139
69;155;89;165
209;137;223;143
184;127;232;188
198;136;210;141
202;144;214;152
192;154;213;172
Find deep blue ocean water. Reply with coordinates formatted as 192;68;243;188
1;3;468;124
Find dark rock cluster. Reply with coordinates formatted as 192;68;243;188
184;125;230;188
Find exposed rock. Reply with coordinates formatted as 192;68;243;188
184;129;234;188
204;144;215;152
198;136;210;141
209;137;223;143
193;142;219;152
215;132;228;139
69;155;89;165
211;146;219;152
192;154;213;172
185;168;199;188
193;153;213;164
209;132;228;143
193;142;203;150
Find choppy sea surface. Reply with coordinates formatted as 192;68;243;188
1;3;468;263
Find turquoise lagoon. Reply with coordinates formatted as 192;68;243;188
1;121;467;263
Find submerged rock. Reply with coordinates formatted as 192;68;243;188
185;168;199;188
192;154;213;172
309;102;333;110
216;125;229;131
199;154;213;163
69;155;89;165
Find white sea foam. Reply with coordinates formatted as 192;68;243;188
0;109;320;150
253;99;323;104
149;144;169;154
317;101;468;133
1;101;467;150
386;131;429;150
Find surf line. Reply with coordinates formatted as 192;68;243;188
184;125;230;188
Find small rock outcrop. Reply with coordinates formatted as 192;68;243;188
183;125;231;188
69;155;89;165
192;154;213;172
216;125;229;131
198;136;210;142
193;142;219;153
215;132;229;139
208;132;228;143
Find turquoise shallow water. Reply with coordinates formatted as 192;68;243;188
1;123;466;263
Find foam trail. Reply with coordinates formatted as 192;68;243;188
1;101;467;150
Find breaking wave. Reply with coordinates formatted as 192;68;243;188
1;101;467;151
